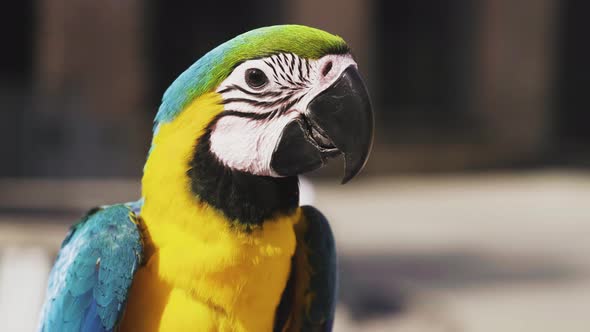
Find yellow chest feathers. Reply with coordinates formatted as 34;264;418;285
120;92;300;331
121;206;300;332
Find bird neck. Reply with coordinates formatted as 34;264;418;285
189;124;299;228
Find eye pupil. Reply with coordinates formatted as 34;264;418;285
245;68;268;88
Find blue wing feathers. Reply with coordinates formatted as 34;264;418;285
38;202;143;332
274;205;337;332
81;302;105;332
300;205;337;331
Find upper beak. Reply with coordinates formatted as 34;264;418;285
307;66;374;183
270;65;374;183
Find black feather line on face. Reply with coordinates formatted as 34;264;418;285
278;71;290;83
221;93;295;109
296;56;305;83
276;55;288;76
220;110;275;121
271;55;280;67
289;53;296;75
264;60;280;82
218;84;283;98
187;115;299;228
284;75;297;87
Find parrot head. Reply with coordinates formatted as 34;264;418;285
150;25;373;186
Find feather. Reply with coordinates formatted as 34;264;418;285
275;205;337;332
38;203;143;332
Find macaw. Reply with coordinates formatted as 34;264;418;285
38;25;373;332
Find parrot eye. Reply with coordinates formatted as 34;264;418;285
245;68;268;89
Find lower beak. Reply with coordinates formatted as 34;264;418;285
271;66;374;183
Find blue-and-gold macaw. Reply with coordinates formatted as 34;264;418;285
38;25;373;332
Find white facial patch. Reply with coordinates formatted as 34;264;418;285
209;53;357;176
209;111;300;176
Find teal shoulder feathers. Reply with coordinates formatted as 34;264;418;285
38;203;143;332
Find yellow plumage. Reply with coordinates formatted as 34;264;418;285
119;92;302;331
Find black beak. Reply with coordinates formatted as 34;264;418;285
271;66;374;183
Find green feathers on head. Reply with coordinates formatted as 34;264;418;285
155;25;349;125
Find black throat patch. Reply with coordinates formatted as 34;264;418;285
188;115;299;227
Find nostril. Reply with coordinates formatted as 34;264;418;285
322;61;333;77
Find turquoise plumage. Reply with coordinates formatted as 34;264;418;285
38;203;143;332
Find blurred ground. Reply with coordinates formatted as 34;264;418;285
320;171;590;331
1;170;589;331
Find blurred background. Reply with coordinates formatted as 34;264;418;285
1;1;589;331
